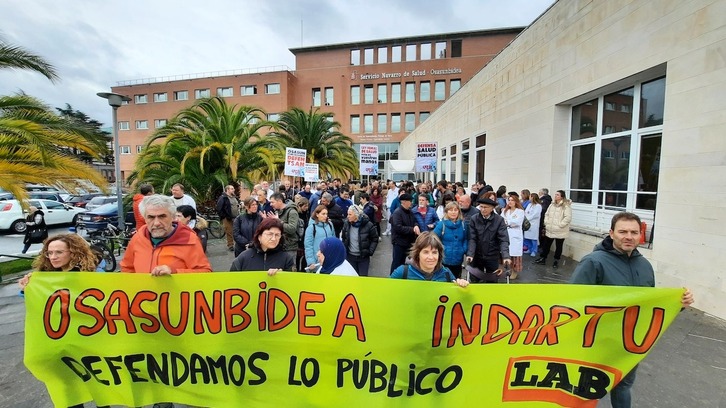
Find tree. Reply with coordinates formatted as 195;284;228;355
128;97;279;203
0;94;110;200
0;40;109;200
270;107;359;180
56;104;113;164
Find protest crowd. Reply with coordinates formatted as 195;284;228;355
17;176;694;408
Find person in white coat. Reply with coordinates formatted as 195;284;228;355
383;180;399;235
502;195;526;278
524;193;543;257
534;189;572;269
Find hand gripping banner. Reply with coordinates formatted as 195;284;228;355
23;272;683;407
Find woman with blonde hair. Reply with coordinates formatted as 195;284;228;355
18;233;99;293
502;194;525;278
432;201;468;278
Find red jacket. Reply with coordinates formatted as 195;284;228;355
132;193;146;229
120;223;212;273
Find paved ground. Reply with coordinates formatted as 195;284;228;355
1;226;724;407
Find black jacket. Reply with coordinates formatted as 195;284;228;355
232;212;262;256
341;215;378;258
216;194;234;221
230;244;295;272
326;201;344;237
539;194;552;229
390;206;417;247
467;212;510;265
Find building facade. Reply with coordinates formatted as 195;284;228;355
110;28;523;181
399;0;726;318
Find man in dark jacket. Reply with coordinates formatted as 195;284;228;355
466;197;511;283
321;192;344;237
216;185;239;251
389;193;419;273
538;187;553;239
571;211;693;408
270;193;300;268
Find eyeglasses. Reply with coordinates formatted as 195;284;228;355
262;232;282;240
45;250;69;258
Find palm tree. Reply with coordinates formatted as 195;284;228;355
128;97;279;203
270;107;359;180
0;41;108;200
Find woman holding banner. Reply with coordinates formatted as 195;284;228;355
390;232;469;287
230;218;294;274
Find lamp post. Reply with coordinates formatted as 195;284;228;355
97;92;131;231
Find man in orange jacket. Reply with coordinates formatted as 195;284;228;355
121;194;212;274
132;183;154;229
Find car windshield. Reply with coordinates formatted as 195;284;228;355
90;203;119;214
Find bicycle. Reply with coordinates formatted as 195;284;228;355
76;221;136;272
199;213;225;239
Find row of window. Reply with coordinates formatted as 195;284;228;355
350;112;430;134
351;79;461;105
350;40;462;66
132;83;281;104
119;112;292;131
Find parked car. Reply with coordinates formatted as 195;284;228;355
76;202;119;231
0;189;65;202
66;193;105;208
0;199;86;233
85;196;118;211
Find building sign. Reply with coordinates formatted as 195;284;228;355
415;142;438;172
359;144;379;176
351;68;462;81
284;147;306;177
304;163;319;182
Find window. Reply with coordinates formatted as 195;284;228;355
434;80;446;101
217;87;233;97
120;146;131;155
195;88;210;99
475;134;486;184
241;85;257;96
377;84;387;103
154;119;167;128
420;112;430;123
174;90;188;101
136;145;144;154
135;120;148;130
391;114;401;132
265;83;280;94
405;44;416;61
435;41;447;59
351;86;361;105
420;43;432;60
391;83;401;103
351;49;361;65
405;113;415;132
312;88;321;107
450;79;461;96
134;94;147;104
267;113;280;121
568;75;666;215
364;114;373;134
420;81;431;102
377;114;387;133
451;40;462;58
325;87;334;106
392;46;402;63
364;85;374;104
118;121;130;131
351;116;360;134
364;48;374;65
405;82;415;102
461;140;470;186
378;47;388;64
153;92;167;102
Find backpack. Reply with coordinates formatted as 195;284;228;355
523;217;531;231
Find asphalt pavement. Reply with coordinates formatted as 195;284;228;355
1;224;724;407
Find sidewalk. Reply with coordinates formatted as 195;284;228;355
1;232;724;407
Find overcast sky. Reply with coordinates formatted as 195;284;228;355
1;0;554;126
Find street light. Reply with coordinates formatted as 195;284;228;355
97;92;131;231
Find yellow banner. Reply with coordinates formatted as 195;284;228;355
23;272;683;407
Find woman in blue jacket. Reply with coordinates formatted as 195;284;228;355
390;232;469;287
412;194;439;232
304;204;336;269
432;202;468;278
